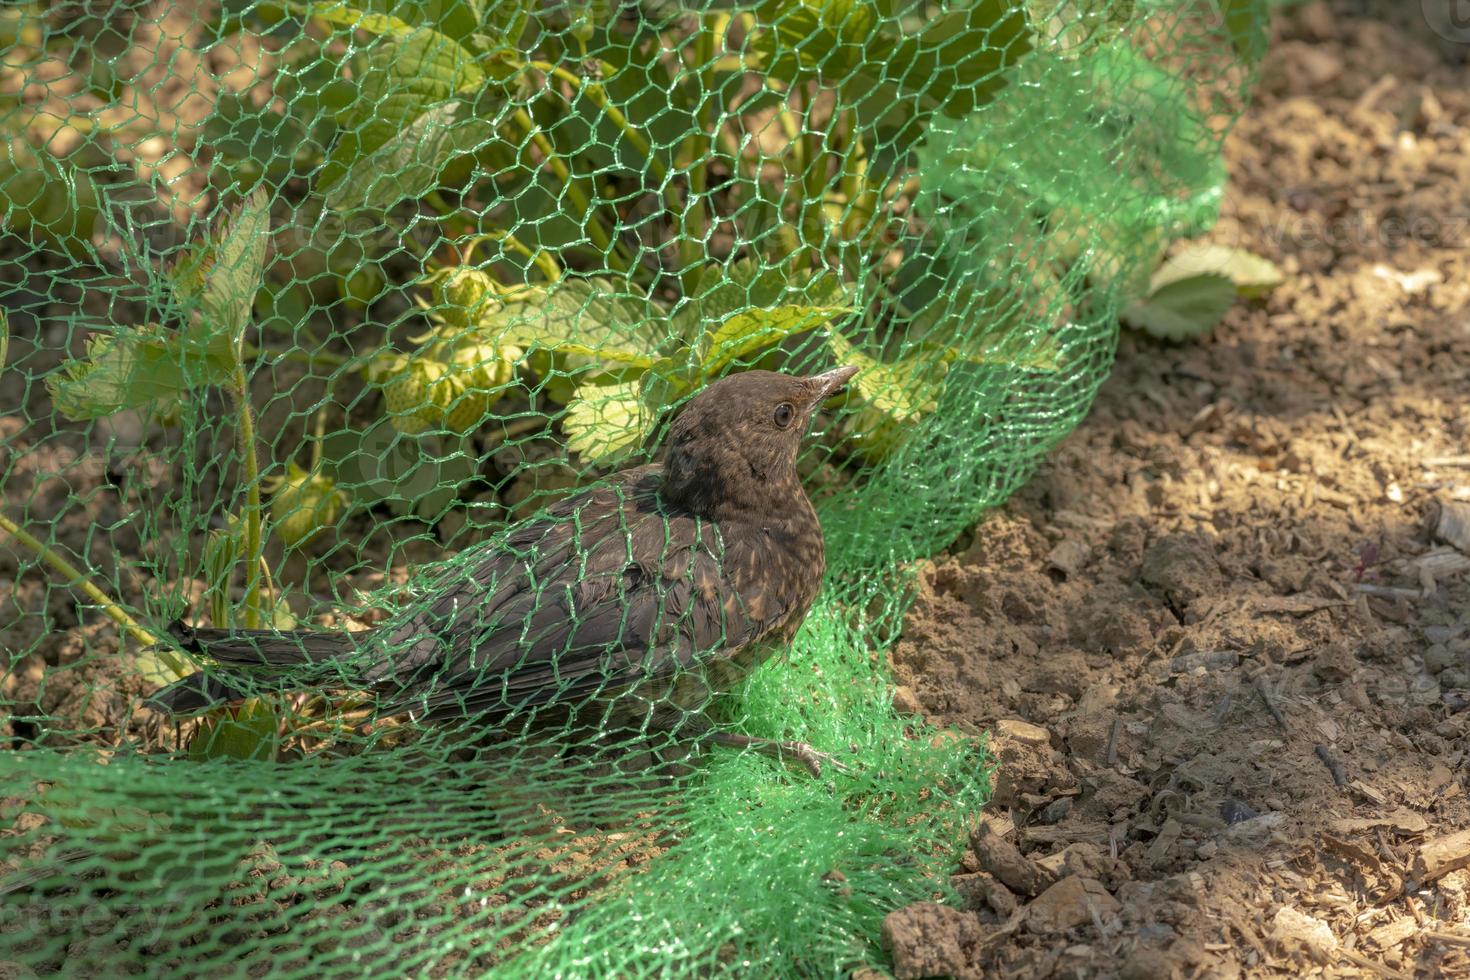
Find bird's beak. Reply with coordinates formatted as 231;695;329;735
806;365;859;405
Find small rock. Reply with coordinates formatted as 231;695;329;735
1025;877;1121;934
880;903;980;980
951;871;1018;916
988;720;1075;809
1140;533;1222;607
994;719;1050;746
891;685;923;717
1271;906;1337;959
1046;539;1091;578
1219;799;1258;825
1040;797;1072;824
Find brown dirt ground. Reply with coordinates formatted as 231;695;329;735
882;3;1470;977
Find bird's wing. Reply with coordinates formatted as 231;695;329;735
368;469;778;721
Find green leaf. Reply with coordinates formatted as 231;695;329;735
46;188;270;422
1149;243;1283;299
171;187;271;357
828;332;947;424
827;332;948;460
753;0;1032;122
673;258;849;344
0;137;100;257
485;278;667;370
562;380;650;464
302;1;490;192
1122;272;1235;340
325;98;503;212
699;305;849;375
0;311;8;371
187;698;281;762
47;328;193;421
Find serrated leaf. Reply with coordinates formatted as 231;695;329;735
1123;272;1235;340
47;328;194;421
673;259;849;344
325;99;502;212
485;278;667;370
828;332;947;424
563;380;649;464
827;332;949;460
303;1;491;192
1150;243;1283;299
699;305;849;375
753;0;1032;123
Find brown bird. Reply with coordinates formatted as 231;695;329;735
147;366;860;774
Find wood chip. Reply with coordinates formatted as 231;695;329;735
1254;594;1348;615
1424;498;1470;554
1328;811;1429;836
1364;916;1417;951
1413;830;1470;883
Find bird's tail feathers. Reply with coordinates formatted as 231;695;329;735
145;621;364;716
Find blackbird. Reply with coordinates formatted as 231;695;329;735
147;365;859;774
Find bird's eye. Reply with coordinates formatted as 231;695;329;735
773;403;795;428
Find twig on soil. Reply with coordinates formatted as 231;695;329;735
1353;583;1420;600
1424;456;1470;468
1340;949;1411;980
1313;744;1348;788
1424;931;1470;948
1254;676;1288;732
1106;717;1121;767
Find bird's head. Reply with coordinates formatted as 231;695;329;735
660;366;858;519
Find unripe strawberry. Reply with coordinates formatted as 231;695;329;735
435;341;516;433
377;356;448;435
267;463;346;549
434;267;498;329
340;265;384;312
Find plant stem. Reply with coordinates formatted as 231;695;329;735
0;512;188;675
674;13;729;296
799;85;830;269
508;107;627;269
233;369;265;630
836;111;876;254
531;61;665;183
520;58;677;266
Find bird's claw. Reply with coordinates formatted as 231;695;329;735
782;741;855;778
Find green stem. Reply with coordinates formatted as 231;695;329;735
531;61;665;184
675;13;728;296
837;111;875;250
233;370;265;630
0;512;187;675
799;86;829;269
464;230;564;283
262;346;350;370
520;58;676;254
509;107;627;269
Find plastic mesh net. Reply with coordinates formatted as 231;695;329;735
0;0;1264;973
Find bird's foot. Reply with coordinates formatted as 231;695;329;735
704;731;855;777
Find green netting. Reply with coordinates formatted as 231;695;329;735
0;0;1265;974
